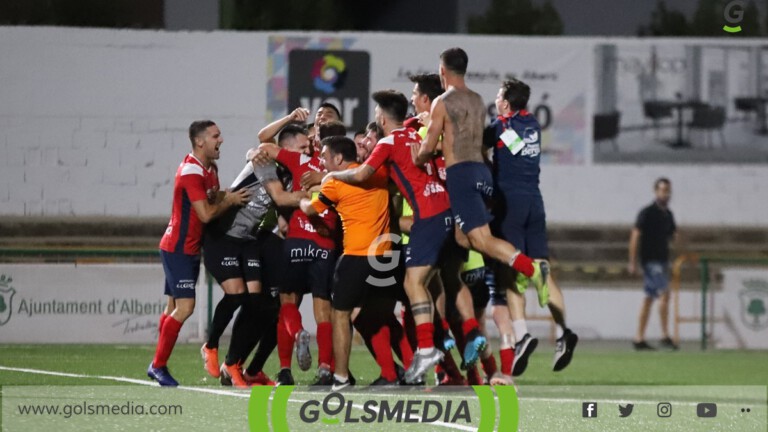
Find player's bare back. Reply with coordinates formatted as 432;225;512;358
440;87;486;166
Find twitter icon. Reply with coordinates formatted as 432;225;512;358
619;404;634;418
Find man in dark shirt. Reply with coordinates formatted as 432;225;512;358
628;178;678;350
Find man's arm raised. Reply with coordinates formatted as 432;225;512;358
414;96;446;166
257;107;310;144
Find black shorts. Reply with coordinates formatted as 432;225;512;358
332;254;400;312
257;230;285;289
280;238;338;300
203;233;261;285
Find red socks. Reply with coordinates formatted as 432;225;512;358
157;313;169;335
277;315;293;369
441;318;451;332
316;321;333;367
371;325;398;381
511;253;534;278
481;354;498;377
500;348;515;376
281;303;303;338
416;323;435;350
152;316;182;368
462;318;479;337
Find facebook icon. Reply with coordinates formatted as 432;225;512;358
582;402;598;418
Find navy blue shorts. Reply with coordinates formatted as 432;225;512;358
491;193;549;259
445;162;494;234
406;210;455;268
160;250;200;299
643;261;669;299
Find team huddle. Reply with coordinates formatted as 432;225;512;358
147;47;578;390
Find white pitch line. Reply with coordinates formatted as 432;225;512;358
0;365;475;432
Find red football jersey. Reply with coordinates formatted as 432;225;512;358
364;127;450;220
275;149;338;249
159;154;220;255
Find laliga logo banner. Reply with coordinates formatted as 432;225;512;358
288;50;370;132
248;386;518;431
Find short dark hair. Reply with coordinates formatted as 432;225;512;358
321;136;357;162
277;123;308;145
409;73;443;102
319;102;342;121
354;129;366;138
189;120;216;147
318;121;347;139
366;121;384;138
654;177;671;189
372;90;408;123
502;79;531;111
440;47;468;75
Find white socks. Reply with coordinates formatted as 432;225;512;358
512;320;528;343
334;373;349;383
555;324;565;339
419;347;435;355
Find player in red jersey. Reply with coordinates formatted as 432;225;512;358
148;120;249;386
326;90;487;383
256;109;341;386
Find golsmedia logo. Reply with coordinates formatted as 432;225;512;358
723;0;745;33
249;386;518;431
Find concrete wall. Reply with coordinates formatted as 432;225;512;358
1;27;767;226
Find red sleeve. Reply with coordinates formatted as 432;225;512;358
179;173;207;202
363;141;392;171
276;149;299;172
404;117;423;129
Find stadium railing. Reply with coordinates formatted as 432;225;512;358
672;253;768;350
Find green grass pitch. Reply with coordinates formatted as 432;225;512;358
1;341;766;431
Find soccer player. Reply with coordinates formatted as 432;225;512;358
325;90;488;384
309;103;342;152
256;111;340;386
412;47;548;370
300;136;396;391
485;79;578;374
201;150;308;388
148;120;250;387
629;177;678;351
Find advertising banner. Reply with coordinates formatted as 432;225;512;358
0;265;201;343
717;268;768;349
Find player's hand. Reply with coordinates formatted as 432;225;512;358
226;188;251;206
250;149;273;168
627;262;638;276
290;107;310;122
300;171;324;190
293;191;310;201
417;111;430;125
410;140;422;163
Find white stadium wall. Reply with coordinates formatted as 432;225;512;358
1;27;767;226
